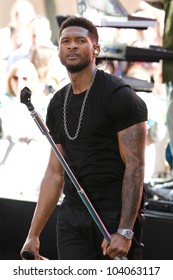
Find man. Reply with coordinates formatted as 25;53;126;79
21;16;147;260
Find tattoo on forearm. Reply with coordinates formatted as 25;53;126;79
119;124;146;226
121;124;145;151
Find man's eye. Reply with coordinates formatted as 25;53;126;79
61;39;69;43
78;38;86;43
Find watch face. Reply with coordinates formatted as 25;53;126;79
126;230;133;239
118;229;134;240
124;229;133;239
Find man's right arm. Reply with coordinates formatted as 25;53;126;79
20;144;64;259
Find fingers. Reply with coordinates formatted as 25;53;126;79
39;255;49;260
101;238;109;256
101;234;130;259
21;250;48;260
20;237;41;260
113;256;128;260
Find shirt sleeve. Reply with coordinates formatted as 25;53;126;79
109;86;148;132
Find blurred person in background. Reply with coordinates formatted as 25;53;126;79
0;28;10;92
0;58;43;144
30;45;69;94
30;45;61;94
9;0;36;28
7;14;69;88
0;58;50;194
7;15;54;67
0;0;36;88
7;0;36;61
9;24;30;53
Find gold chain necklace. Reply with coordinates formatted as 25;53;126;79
63;69;97;140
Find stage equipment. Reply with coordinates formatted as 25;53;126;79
99;43;173;62
76;0;156;29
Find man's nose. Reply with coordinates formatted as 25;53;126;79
68;40;78;49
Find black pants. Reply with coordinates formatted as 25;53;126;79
56;200;144;260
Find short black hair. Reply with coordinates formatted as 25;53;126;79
59;16;99;44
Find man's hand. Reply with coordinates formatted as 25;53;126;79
20;236;48;260
101;233;132;259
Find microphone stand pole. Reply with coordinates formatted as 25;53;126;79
20;87;111;249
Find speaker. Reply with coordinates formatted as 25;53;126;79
142;200;173;260
0;197;58;260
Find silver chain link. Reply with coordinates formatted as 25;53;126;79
63;69;97;140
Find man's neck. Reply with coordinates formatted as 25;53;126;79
68;66;96;94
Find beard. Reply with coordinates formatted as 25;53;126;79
62;57;91;73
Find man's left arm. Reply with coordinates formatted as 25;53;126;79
118;121;147;230
102;121;147;258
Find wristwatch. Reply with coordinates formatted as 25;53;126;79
117;228;134;240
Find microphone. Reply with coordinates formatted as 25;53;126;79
21;250;35;260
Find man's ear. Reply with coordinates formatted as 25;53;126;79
93;44;100;57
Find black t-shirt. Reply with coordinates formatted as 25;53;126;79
46;70;147;212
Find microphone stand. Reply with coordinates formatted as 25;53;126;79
20;87;111;258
